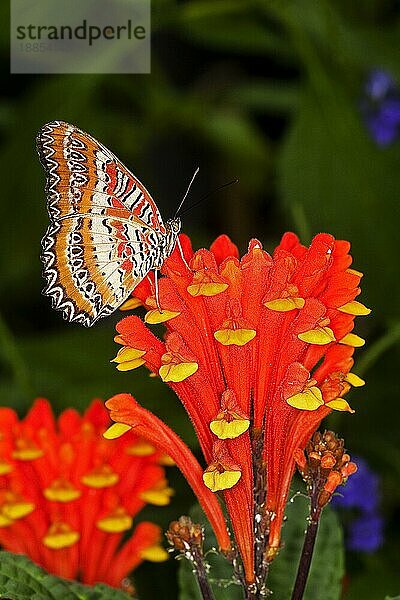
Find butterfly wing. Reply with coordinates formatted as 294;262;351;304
38;121;164;326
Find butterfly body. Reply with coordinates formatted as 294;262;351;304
38;121;181;327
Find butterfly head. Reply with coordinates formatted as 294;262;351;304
165;217;182;256
166;217;181;235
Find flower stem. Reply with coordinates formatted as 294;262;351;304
290;513;320;600
192;545;215;600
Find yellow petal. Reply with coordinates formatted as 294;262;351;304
43;483;81;503
159;361;198;382
214;328;256;346
338;301;371;316
0;461;13;475
96;513;132;533
203;469;242;492
103;422;132;439
297;326;336;345
210;418;250;440
0;514;13;527
326;398;355;413
81;468;119;488
145;309;181;324
140;488;174;506
43;528;80;549
264;297;305;311
116;358;146;371
126;441;155;456
339;333;365;347
2;502;35;520
345;373;365;387
120;297;142;310
346;268;363;278
286;387;324;411
187;282;228;297
112;347;146;363
140;545;169;562
158;454;175;467
12;447;43;461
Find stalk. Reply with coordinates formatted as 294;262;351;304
290;508;320;600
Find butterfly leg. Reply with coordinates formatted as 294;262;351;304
154;269;163;313
176;237;191;270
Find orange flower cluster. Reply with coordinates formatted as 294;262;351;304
106;232;369;587
0;399;170;587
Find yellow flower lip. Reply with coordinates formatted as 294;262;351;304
187;282;228;297
326;398;355;413
159;361;198;382
140;483;174;506
140;545;169;562
43;480;81;503
96;510;133;533
42;523;80;549
0;461;13;476
346;268;363;278
264;297;305;312
81;466;119;488
12;445;44;461
126;441;155;456
103;422;132;439
339;333;365;347
2;501;35;520
210;389;250;439
112;347;146;363
111;347;146;371
116;359;146;372
214;328;256;346
345;373;365;387
337;300;371;316
119;297;142;311
286;386;324;411
203;468;242;492
0;513;13;527
297;326;336;345
210;417;250;440
159;454;175;466
145;309;181;324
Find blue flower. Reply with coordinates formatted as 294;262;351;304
331;456;384;553
348;514;384;553
331;457;380;513
362;69;400;146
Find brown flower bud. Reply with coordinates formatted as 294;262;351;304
166;516;204;552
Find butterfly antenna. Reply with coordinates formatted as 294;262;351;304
174;167;200;218
179;178;239;217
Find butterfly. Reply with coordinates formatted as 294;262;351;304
37;121;182;327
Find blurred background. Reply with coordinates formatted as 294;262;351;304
1;0;400;597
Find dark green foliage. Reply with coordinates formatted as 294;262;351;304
268;498;343;600
178;504;242;600
178;500;343;600
0;552;130;600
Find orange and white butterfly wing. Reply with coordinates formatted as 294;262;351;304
38;121;165;326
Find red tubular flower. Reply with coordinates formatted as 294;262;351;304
0;398;171;587
109;232;369;587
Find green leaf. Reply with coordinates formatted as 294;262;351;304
268;497;344;600
178;504;242;600
229;82;299;114
179;498;344;600
278;82;400;316
0;552;130;600
385;596;400;600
